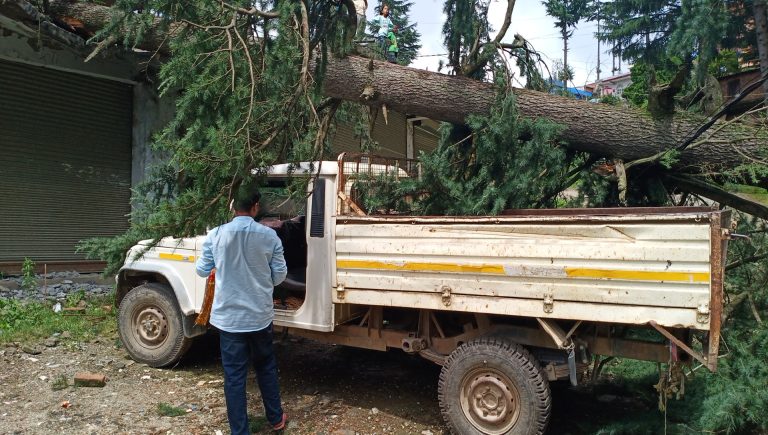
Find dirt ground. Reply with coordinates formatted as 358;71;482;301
0;329;648;435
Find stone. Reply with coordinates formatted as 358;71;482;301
596;394;619;403
421;431;434;435
74;372;107;387
44;337;59;348
22;345;42;355
370;407;379;415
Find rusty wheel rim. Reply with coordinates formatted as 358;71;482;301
133;306;169;349
459;367;521;434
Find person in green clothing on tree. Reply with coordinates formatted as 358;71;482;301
386;24;399;63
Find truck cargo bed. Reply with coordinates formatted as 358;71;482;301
334;208;729;331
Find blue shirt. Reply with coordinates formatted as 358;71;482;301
195;216;287;333
370;14;393;37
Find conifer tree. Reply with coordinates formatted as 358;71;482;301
542;0;589;82
442;0;493;77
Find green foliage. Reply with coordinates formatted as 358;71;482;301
356;88;579;216
599;0;757;87
598;0;681;64
156;402;187;417
621;61;677;108
21;257;36;292
599;94;622;105
65;289;87;308
414;92;573;215
708;49;741;77
0;298;27;332
693;215;768;434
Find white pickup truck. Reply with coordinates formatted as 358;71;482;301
116;154;731;435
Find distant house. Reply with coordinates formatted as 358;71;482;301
716;68;766;116
0;2;438;274
548;79;593;100
585;72;632;99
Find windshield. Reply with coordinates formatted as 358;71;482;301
258;179;307;220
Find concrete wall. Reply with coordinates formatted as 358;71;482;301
131;84;176;188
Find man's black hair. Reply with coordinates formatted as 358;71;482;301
233;184;261;212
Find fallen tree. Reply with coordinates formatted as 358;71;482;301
321;55;768;172
4;0;766;173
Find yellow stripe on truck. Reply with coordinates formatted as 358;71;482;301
564;268;710;283
337;260;506;275
159;253;196;262
337;260;710;283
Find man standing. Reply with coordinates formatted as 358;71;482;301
196;187;288;434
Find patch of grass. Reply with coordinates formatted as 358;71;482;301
248;414;268;432
157;402;187;417
21;257;36;292
586;359;711;434
51;374;69;391
0;292;117;345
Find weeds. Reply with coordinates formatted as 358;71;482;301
21;257;36;292
0;292;116;344
65;289;86;307
157;402;187;417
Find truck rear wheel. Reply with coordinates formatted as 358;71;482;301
118;283;191;367
438;339;551;435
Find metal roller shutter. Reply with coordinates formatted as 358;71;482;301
414;125;439;156
0;60;132;263
332;110;408;158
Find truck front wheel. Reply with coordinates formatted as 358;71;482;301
118;283;192;367
438;339;551;435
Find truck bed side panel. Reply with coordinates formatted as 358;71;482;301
335;216;718;330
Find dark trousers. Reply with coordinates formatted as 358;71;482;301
219;324;283;435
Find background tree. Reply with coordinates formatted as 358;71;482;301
542;0;589;84
598;0;681;65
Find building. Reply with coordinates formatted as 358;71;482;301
584;72;632;99
716;68;766;116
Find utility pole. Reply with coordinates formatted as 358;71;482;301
596;1;601;81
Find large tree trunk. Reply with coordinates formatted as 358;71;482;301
322;55;768;172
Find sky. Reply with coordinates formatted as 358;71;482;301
364;0;629;87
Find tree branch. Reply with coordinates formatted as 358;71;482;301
625;69;768;170
664;173;768;219
221;1;280;19
461;0;516;77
